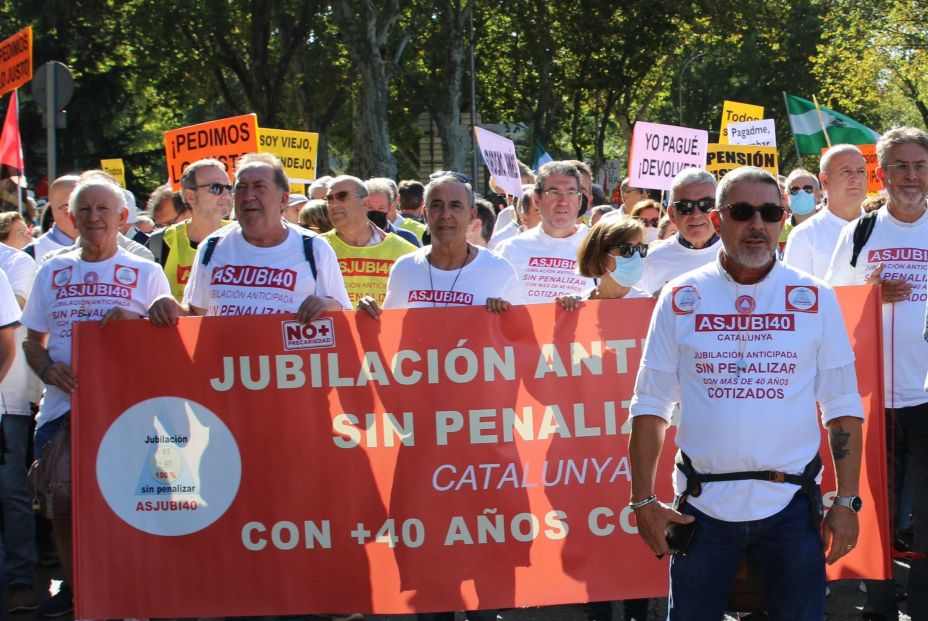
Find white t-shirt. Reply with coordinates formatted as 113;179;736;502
488;220;520;251
0;271;19;327
492;205;516;234
30;227;73;264
630;259;861;521
21;248;171;428
825;206;928;408
496;225;593;303
578;283;651;300
783;208;862;279
0;246;37;416
640;234;720;295
383;246;525;308
184;223;351;315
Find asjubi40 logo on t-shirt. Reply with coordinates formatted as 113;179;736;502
281;318;336;351
785;285;818;313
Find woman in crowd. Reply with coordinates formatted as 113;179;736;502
299;198;334;233
0;212;33;250
627;198;662;244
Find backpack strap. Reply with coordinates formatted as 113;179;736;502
148;230;167;267
201;236;220;266
850;210;878;267
23;243;35;259
301;234;317;281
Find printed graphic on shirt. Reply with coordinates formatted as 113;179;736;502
786;286;818;313
338;258;393;304
521;256;587;300
177;265;192;286
672;285;699;314
408;290;474;306
867;247;928;302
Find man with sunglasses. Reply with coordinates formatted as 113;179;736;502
638;168;719;295
629;166;863;620
777;168;821;249
826;127;928;620
784;146;867;279
147;158;233;301
496;161;593;302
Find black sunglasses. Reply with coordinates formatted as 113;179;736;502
608;242;648;259
636;216;659;227
789;185;815;195
429;170;473;184
195;182;233;196
672;198;715;215
718;202;785;223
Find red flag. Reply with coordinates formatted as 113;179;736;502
0;90;23;178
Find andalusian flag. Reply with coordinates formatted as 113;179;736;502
533;141;553;172
783;93;880;154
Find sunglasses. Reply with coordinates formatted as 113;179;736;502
195;182;233;196
429;170;473;184
718;202;785;223
608;242;648;259
324;190;360;203
636;217;659;227
789;185;815;195
672;198;715;215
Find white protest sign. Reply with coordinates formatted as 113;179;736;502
628;122;708;191
727;119;777;147
474;126;523;198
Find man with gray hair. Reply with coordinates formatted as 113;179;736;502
637;167;719;294
365;177;421;246
779;168;821;244
307;175;333;200
783;145;867;279
319;175;416;305
826;127;928;620
630;166;863;619
496;161;593;302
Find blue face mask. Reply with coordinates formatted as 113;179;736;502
789;190;816;216
608;253;644;287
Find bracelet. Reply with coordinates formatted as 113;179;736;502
629;494;658;510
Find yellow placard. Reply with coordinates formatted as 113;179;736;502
719;100;764;144
706;144;778;180
289;183;306;196
100;159;126;187
258;128;319;184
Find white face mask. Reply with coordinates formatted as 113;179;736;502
608;253;645;287
789;190;816;216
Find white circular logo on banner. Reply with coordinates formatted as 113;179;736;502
96;397;241;536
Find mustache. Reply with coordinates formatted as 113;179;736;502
741;231;770;243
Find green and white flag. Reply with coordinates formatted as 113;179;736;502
783;93;880;154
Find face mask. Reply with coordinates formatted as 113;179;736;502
608;253;644;287
644;227;659;243
367;210;388;228
789;191;816;216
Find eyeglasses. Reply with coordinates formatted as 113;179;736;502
608;242;649;259
635;217;659;227
672;198;715;215
718;202;785;223
194;183;233;196
885;161;928;174
429;170;473;184
540;189;581;200
789;185;815;195
324;190;360;203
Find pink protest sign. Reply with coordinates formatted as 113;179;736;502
628;122;708;191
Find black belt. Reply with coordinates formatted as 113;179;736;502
675;450;822;498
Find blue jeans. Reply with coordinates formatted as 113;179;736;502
0;415;37;587
668;493;825;620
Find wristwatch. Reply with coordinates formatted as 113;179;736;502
833;495;863;512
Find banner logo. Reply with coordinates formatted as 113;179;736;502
281;318;335;351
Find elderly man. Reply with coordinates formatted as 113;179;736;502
149;153;350;325
147;158;232;301
638;168;719;294
147;183;190;228
496;161;593;302
783;146;867;278
24;176;80;263
21;175;171;617
319;175;416;306
826;127;928;620
629;166;863;620
364;178;421;246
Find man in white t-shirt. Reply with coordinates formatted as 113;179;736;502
496;161;593;303
825;127;928;620
638;168;720;295
629;167;863;620
24;176;80;263
148;153;351;325
21;175;171;616
783;145;867;278
488;186;539;251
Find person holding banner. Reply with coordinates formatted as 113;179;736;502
148;153;351;326
629;166;863;620
637;168;719;295
20;175;172;617
826;127;928;621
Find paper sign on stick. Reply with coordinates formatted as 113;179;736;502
100;159;126;188
719;100;764;144
474;126;523;198
628;121;708;191
258;128;319;184
727;119;777;147
0;27;32;98
164;114;259;190
706;144;779;181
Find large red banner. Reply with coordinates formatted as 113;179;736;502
71;286;887;618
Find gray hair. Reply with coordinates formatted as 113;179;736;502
68;176;127;214
819;144;864;176
534;161;581;193
785;168;820;191
877;126;928;169
716;166;781;207
308;176;332;194
424;175;475;209
668;168;716;205
365;177;395;201
329;175;368;198
180;158;227;191
236;152;289;192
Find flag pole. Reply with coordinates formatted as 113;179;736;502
812;95;833;148
782;92;803;168
15;89;21;217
